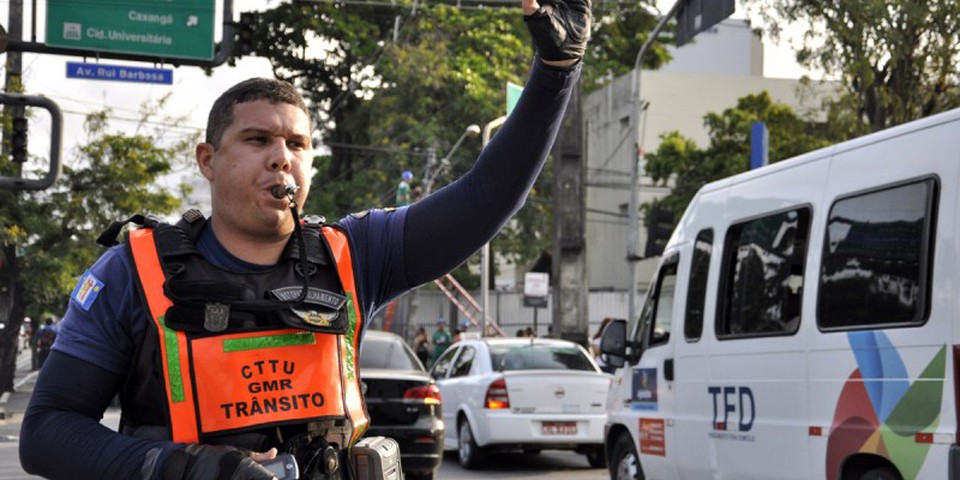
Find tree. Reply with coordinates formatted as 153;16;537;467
0;99;190;390
583;3;671;93
241;3;538;278
749;0;960;134
643;92;842;231
237;1;671;278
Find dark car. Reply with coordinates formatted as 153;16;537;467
360;330;444;480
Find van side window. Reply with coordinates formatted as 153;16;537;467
637;255;679;349
718;208;810;338
818;179;937;329
685;229;713;342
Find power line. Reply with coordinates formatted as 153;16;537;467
324;141;430;157
59;108;205;133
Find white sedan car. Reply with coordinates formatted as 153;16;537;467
429;337;611;469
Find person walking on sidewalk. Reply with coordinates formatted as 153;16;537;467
19;1;591;478
35;317;59;370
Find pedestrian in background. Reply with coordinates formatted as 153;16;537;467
396;170;414;207
591;317;614;372
20;317;32;353
432;319;452;363
35;317;59;370
413;326;431;367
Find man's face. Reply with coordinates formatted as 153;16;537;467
197;100;313;241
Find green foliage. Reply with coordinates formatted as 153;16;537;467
748;0;960;133
1;101;191;321
584;3;670;93
644;92;842;227
241;1;669;276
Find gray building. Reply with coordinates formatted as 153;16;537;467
583;19;835;293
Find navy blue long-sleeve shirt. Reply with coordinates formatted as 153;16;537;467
20;59;579;479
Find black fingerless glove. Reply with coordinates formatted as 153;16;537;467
161;444;277;480
524;0;592;62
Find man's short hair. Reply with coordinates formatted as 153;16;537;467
206;77;311;149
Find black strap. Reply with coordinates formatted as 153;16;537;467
155;223;201;258
281;221;332;267
96;214;148;247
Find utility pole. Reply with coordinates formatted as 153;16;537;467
552;84;587;347
4;0;23;112
0;0;25;393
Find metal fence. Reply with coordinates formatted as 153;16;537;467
368;286;638;346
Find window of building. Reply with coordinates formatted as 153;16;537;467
718;207;810;338
685;229;713;342
818;178;937;330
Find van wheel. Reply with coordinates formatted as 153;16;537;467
610;433;643;480
458;419;484;469
859;466;900;480
586;446;607;468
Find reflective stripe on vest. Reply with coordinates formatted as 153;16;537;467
324;226;369;443
128;226;368;444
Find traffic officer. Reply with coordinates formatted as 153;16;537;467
19;0;590;477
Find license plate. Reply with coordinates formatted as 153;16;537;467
542;421;577;435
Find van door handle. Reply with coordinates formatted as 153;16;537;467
664;358;674;381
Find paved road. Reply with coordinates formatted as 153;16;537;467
0;350;40;479
437;450;606;479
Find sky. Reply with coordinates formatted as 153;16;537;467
1;0;812;188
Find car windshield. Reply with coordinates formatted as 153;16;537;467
489;342;596;372
360;336;423;371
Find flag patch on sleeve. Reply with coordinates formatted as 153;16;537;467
72;270;104;311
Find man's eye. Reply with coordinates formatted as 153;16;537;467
248;136;267;144
287;140;306;150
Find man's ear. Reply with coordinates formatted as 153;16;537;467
196;143;215;181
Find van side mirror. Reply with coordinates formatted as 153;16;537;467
599;319;628;368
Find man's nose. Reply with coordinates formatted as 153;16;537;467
269;140;294;172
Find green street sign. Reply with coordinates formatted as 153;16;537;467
46;0;215;61
507;81;523;116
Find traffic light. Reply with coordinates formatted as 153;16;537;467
644;204;675;258
235;12;258;57
0;93;63;191
10;109;27;163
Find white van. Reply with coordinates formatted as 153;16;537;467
600;107;960;480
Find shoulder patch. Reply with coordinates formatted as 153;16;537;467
72;270;104;311
349;210;370;219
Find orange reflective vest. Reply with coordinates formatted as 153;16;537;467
127;225;368;445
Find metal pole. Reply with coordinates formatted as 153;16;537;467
481;116;506;337
5;0;23;177
626;1;681;324
425;124;479;195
